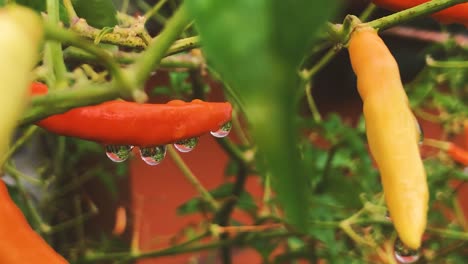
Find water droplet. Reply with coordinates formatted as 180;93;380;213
385;211;392;221
139;146;167;165
415;119;424;145
105;145;133;162
210;121;232;138
174;137;199;153
394;237;420;263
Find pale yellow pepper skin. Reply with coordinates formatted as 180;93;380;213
348;25;428;250
0;5;43;159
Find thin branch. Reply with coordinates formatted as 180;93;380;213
367;0;468;30
167;145;219;210
130;4;193;86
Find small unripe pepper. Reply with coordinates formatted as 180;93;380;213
348;25;428;250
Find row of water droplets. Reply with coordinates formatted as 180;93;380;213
105;121;232;165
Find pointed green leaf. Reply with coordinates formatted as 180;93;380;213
72;0;118;28
187;0;337;231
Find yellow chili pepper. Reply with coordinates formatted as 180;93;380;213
348;25;428;250
0;5;43;160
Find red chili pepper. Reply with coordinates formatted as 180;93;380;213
31;82;232;147
0;180;67;263
373;0;468;27
424;138;468;166
447;143;468;166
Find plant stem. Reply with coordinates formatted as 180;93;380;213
82;230;294;263
21;83;120;125
167;145;219;210
426;55;468;68
43;24;137;99
4;163;51;233
165;36;200;55
0;126;39;167
359;3;377;22
63;45;202;68
303;82;322;123
214;161;248;264
62;0;78;22
45;199;98;235
300;47;340;82
144;0;168;23
45;0;68;87
136;0;168;25
427;226;468;240
131;3;192;86
368;0;468;30
216;138;251;165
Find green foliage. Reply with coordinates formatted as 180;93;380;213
187;0;337;231
178;182;258;216
72;0;118;28
16;0;69;24
5;0;468;263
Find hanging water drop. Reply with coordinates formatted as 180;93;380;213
415;119;424;145
105;145;133;162
394;237;420;263
385;211;392;221
139;145;167;165
174;137;199;153
210;121;232;138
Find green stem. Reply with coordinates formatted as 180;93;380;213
3;162;42;186
214;162;248;264
216;138;251;165
131;3;192;86
166;36;200;55
82;230;293;263
136;0;168;25
144;0;168;23
63;45;202;68
167;145;219;210
46;169;99;200
62;0;78;22
303;82;322;123
4;163;50;233
120;0;130;13
427;227;468;240
367;0;468;30
45;200;98;235
21;83;120;125
231;110;250;146
0;126;39;167
358;3;377;22
44;24;136;99
426;55;468;68
300;46;341;82
45;0;67;86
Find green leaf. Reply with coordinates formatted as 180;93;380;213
177;183;258;215
188;0;337;231
16;0;69;25
72;0;118;28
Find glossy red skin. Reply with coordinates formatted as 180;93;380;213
31;83;232;147
0;181;68;263
373;0;468;27
448;143;468;166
